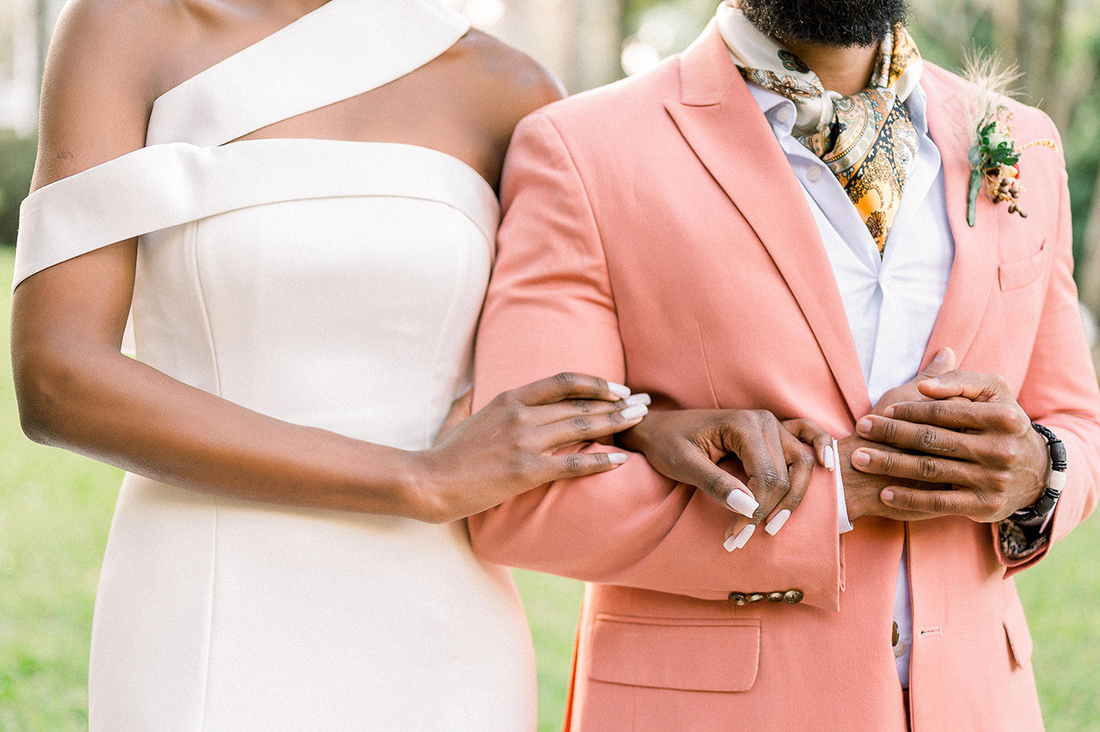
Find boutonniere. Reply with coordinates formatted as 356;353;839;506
963;52;1058;227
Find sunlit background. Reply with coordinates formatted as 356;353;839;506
1;1;1099;730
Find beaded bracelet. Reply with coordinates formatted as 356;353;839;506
1010;423;1066;523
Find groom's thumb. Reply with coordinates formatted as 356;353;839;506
920;347;956;378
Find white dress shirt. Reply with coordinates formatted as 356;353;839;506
745;82;956;688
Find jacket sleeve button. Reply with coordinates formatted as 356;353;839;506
728;592;748;605
783;590;804;604
748;593;766;603
767;592;785;602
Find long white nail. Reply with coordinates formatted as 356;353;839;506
765;509;791;536
724;523;756;552
607;453;629;465
725;490;759;518
620;404;648;421
625;393;652;407
608;382;631;399
823;445;835;471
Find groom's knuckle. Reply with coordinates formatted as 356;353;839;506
930;494;952;514
927;400;951;423
917;456;939;480
880;419;899;442
917;427;940;451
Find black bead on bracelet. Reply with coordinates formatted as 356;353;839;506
1010;423;1066;523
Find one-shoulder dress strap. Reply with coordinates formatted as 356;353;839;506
13;0;491;292
148;0;471;147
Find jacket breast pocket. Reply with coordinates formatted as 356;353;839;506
998;240;1047;292
588;613;760;692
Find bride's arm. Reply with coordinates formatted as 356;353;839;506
12;0;643;524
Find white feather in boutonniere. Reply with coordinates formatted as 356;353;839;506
963;50;1058;227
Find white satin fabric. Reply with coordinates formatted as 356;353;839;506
14;1;536;729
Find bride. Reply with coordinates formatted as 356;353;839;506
10;0;652;727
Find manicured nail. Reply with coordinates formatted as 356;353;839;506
923;377;940;386
883;405;896;418
625;393;651;407
932;350;948;364
620;404;648;421
857;417;873;434
725;490;759;517
823;445;835;471
724;523;755;551
852;450;870;468
608;453;629;465
765;509;791;536
881;488;895;502
608;382;631;399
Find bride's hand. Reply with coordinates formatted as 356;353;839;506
617;409;832;549
414;373;649;523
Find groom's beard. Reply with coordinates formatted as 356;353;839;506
740;0;909;47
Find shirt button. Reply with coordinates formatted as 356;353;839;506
775;106;791;123
807;166;822;183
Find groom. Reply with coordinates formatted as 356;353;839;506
470;0;1100;729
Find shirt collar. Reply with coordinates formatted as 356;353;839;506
746;79;930;139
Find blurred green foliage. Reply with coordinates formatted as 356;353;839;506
0;131;36;247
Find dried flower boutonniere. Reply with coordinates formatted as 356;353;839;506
963;51;1058;226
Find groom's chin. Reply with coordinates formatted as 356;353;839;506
740;0;910;47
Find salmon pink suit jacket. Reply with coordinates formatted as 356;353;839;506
469;21;1100;732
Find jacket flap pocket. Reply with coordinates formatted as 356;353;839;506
588;614;760;692
998;240;1046;291
1003;592;1033;668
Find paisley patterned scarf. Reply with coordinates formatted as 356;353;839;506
716;0;923;253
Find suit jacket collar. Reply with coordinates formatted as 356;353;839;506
668;21;871;421
666;23;998;421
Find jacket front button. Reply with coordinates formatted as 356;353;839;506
783;590;804;604
728;592;747;605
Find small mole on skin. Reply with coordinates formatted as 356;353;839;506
56;151;73;161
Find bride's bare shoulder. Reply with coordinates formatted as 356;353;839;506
448;29;566;131
33;0;197;186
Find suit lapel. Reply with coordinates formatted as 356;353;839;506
665;22;871;421
919;67;1000;369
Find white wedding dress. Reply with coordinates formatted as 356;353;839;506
13;1;537;728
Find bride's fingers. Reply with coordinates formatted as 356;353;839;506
507;372;631;407
531;393;650;425
762;430;815;536
433;388;474;447
539;401;649;448
781;418;834;468
537;450;630;483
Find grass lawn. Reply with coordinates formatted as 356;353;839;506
0;246;1097;731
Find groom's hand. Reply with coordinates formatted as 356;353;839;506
850;371;1049;522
